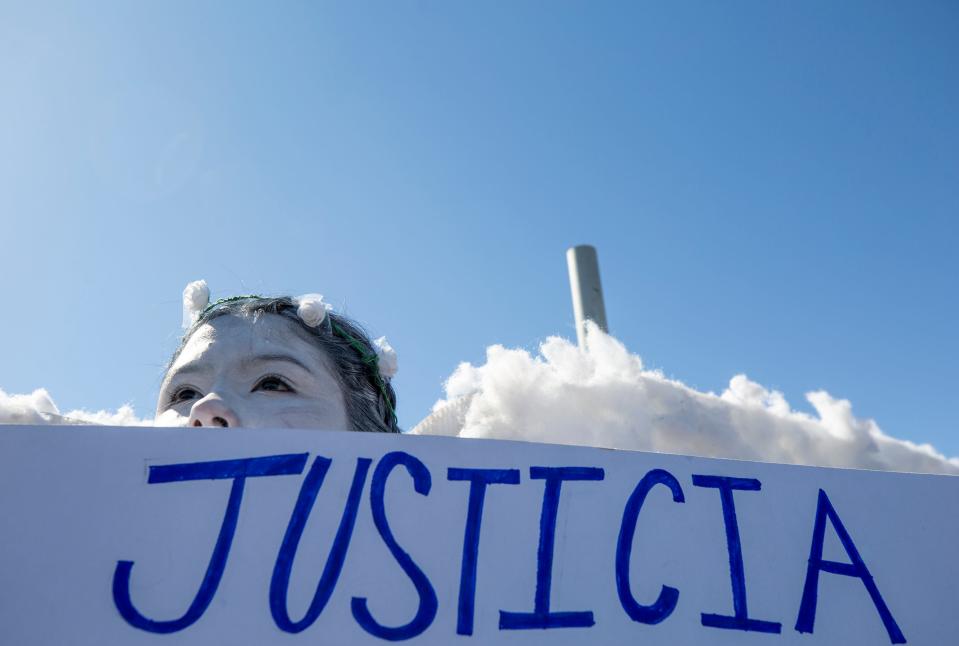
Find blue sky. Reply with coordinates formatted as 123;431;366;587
1;2;957;454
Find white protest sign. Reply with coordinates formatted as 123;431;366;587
0;425;955;645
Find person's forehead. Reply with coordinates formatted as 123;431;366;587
172;313;325;372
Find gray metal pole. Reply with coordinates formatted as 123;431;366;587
566;245;608;348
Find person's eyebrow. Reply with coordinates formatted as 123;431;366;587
240;353;314;374
166;361;210;381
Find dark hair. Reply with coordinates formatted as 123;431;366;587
169;297;399;433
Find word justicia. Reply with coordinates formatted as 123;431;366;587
112;451;906;643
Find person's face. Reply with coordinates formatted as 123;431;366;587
155;313;350;430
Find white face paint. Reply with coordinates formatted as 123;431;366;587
155;314;350;431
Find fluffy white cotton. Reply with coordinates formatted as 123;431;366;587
412;322;959;475
0;388;151;426
0;388;60;424
62;404;151;426
374;336;398;379
181;279;210;329
294;293;330;328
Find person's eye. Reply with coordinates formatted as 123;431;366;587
169;386;201;405
253;375;294;393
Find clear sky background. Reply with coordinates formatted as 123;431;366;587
1;3;956;454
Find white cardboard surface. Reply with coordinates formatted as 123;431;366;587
0;425;955;645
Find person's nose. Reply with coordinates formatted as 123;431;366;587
188;394;241;428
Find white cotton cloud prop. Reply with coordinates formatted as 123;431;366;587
0;388;151;427
294;293;330;328
412;322;959;475
182;279;210;329
374;336;398;379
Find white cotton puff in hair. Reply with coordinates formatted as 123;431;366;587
294;293;330;328
182;279;210;329
374;336;398;379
